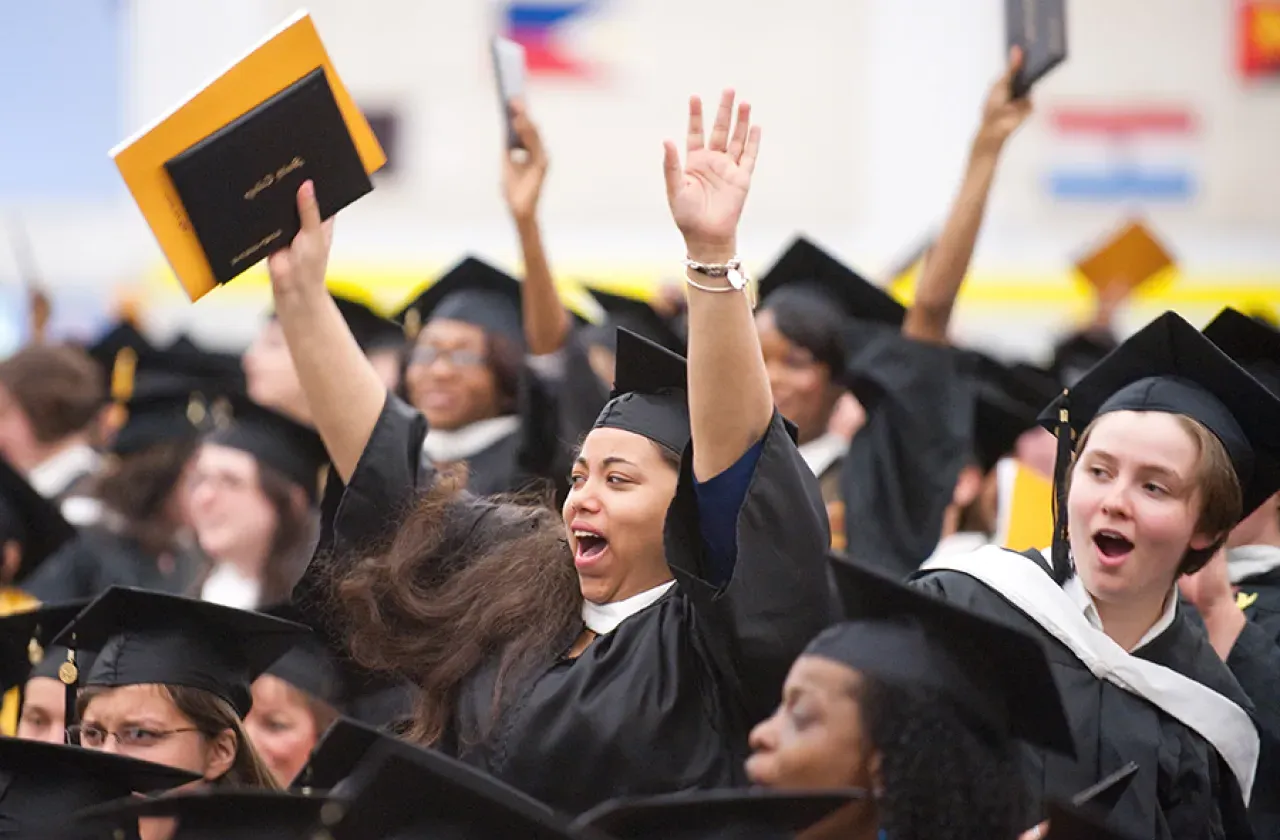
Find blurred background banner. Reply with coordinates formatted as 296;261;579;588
0;0;1274;352
1239;0;1280;79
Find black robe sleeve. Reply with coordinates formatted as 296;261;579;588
913;564;1258;839
839;330;974;578
1227;620;1280;838
662;411;837;726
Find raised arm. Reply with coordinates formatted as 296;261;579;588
662;91;773;481
902;49;1032;345
267;183;389;483
504;99;570;356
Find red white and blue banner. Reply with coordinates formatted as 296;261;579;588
501;0;606;78
1044;106;1199;203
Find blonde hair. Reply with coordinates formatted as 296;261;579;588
1070;413;1241;576
77;684;279;790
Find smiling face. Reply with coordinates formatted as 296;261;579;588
756;310;844;446
562;427;680;605
188;443;278;566
1067;411;1223;608
405;319;505;431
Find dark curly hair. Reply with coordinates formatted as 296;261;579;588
860;676;1028;840
326;471;581;749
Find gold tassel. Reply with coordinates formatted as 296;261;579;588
110;347;138;403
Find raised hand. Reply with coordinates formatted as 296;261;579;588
502;99;549;223
267;181;334;300
976;47;1035;154
662;89;761;262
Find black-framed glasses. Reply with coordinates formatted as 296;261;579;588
67;724;201;749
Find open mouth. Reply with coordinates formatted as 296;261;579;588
573;530;609;563
1092;529;1135;560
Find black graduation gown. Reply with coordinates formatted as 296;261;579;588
21;527;204;603
839;329;973;577
912;552;1259;840
306;392;834;813
1221;567;1280;838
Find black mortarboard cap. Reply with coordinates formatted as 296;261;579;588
332;294;405;354
586;288;685;355
393;257;525;349
133;342;245;398
205;395;328;501
814;553;1076;757
74;789;340;840
86;321;154;390
324;736;593;840
573;789;865;840
1038;311;1280;519
110;387;213;456
1044;763;1142;840
0;601;85;693
0;737;198;834
591;329;690;454
52;587;311;717
259;603;351;712
289;716;384;792
1203;306;1280;396
970;355;1051;473
1050;329;1118;388
0;457;75;585
759;237;906;327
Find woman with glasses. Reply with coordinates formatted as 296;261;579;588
53;586;308;794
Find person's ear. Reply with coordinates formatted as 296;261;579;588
203;728;237;782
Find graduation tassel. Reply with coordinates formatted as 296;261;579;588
1050;390;1074;585
60;637;79;735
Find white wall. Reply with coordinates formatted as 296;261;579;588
0;0;1273;352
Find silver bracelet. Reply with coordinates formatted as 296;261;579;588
683;256;749;292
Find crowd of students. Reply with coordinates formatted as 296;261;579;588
0;50;1276;839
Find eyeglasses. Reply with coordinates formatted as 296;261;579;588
409;346;486;369
67;724;201;749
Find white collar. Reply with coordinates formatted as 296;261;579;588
797;432;848;478
1227;545;1280;584
1062;571;1179;653
28;444;99;499
200;564;262;610
921;545;1259;803
581;581;676;635
422;415;521;464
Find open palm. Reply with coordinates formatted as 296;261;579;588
663;90;761;257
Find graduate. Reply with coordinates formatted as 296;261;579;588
1203;307;1280;640
913;312;1280;838
0;601;85;742
331;294;406;391
926;355;1060;562
268;89;832;813
189;395;327;610
1199;305;1280;838
746;553;1073;840
52;586;309;792
834;50;1035;569
754;236;905;506
21;384;211;603
243;603;351;787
